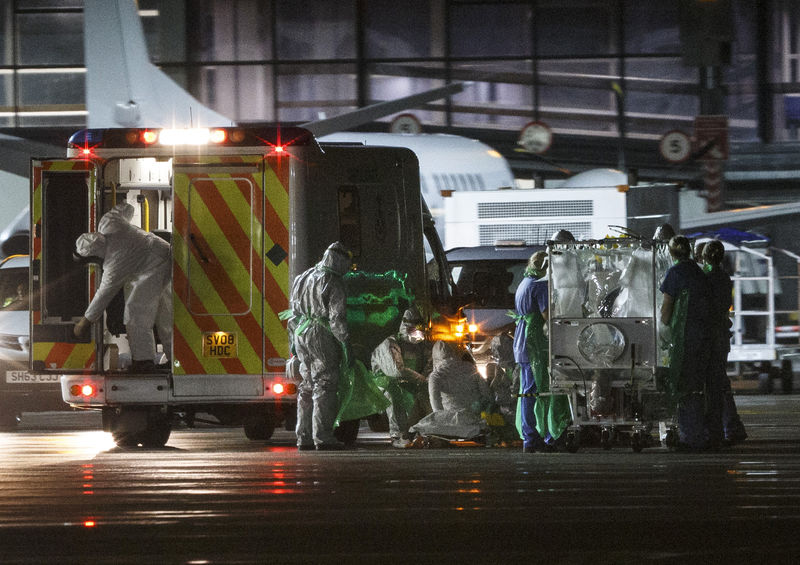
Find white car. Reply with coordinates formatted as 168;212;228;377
446;243;542;372
0;255;63;428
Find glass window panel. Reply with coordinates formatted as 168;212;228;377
450;3;530;57
0;73;11;109
16;13;84;65
0;3;11;66
623;58;698;138
624;0;680;54
724;3;758;142
16;0;81;7
187;0;273;63
367;67;446;126
537;82;617;136
18;70;84;108
277;64;356;123
449;65;533;130
195;64;275;123
276;1;355;60
16;113;84;127
536;2;618;57
365;0;434;58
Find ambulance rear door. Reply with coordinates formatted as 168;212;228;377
171;154;289;397
29;159;97;374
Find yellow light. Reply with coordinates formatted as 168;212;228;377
209;129;227;143
455;324;465;333
142;130;158;144
468;324;478;333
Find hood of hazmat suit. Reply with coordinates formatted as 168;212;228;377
75;232;107;259
398;307;425;343
98;203;136;235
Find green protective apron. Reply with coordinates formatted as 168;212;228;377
279;309;390;427
665;289;689;408
510;309;571;441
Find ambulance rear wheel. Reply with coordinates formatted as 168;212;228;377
243;406;276;441
140;411;172;448
600;428;612;450
0;405;19;430
334;418;360;446
109;407;171;448
565;431;579;453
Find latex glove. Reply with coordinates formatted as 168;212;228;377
658;322;672;348
542;321;549;338
74;316;91;337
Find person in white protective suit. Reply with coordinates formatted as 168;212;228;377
371;307;432;448
288;242;352;451
410;340;492;442
73;203;172;373
549;229;584;318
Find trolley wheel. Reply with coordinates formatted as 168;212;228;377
600;428;612;450
565;431;580;453
664;428;678;451
0;406;19;431
631;431;644;453
780;359;793;394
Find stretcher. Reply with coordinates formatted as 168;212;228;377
546;237;678;452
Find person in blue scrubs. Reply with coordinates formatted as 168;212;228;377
512;251;551;453
703;240;747;447
659;235;712;450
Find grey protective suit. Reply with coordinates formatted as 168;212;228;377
410;340;492;439
75;203;172;363
370;310;432;442
288;242;351;449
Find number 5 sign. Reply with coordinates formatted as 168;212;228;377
659;130;691;163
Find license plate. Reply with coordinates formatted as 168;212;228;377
202;331;238;358
5;370;60;384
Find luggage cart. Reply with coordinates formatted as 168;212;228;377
546;237;677;452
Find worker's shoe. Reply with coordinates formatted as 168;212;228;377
297;444;315;451
316;442;346;451
722;429;747;447
391;437;412;449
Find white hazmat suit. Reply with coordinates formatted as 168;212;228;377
410;340;492;440
288;242;351;450
74;203;172;370
370;308;432;448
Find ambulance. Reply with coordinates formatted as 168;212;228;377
30;126;457;447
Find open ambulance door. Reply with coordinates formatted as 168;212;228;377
170;155;290;397
29;159;97;373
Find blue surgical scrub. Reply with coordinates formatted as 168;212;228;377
660;259;712;448
513;274;549;450
706;265;747;443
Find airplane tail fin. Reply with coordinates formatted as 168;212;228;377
84;0;232;129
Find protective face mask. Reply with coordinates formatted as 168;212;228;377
408;329;425;343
